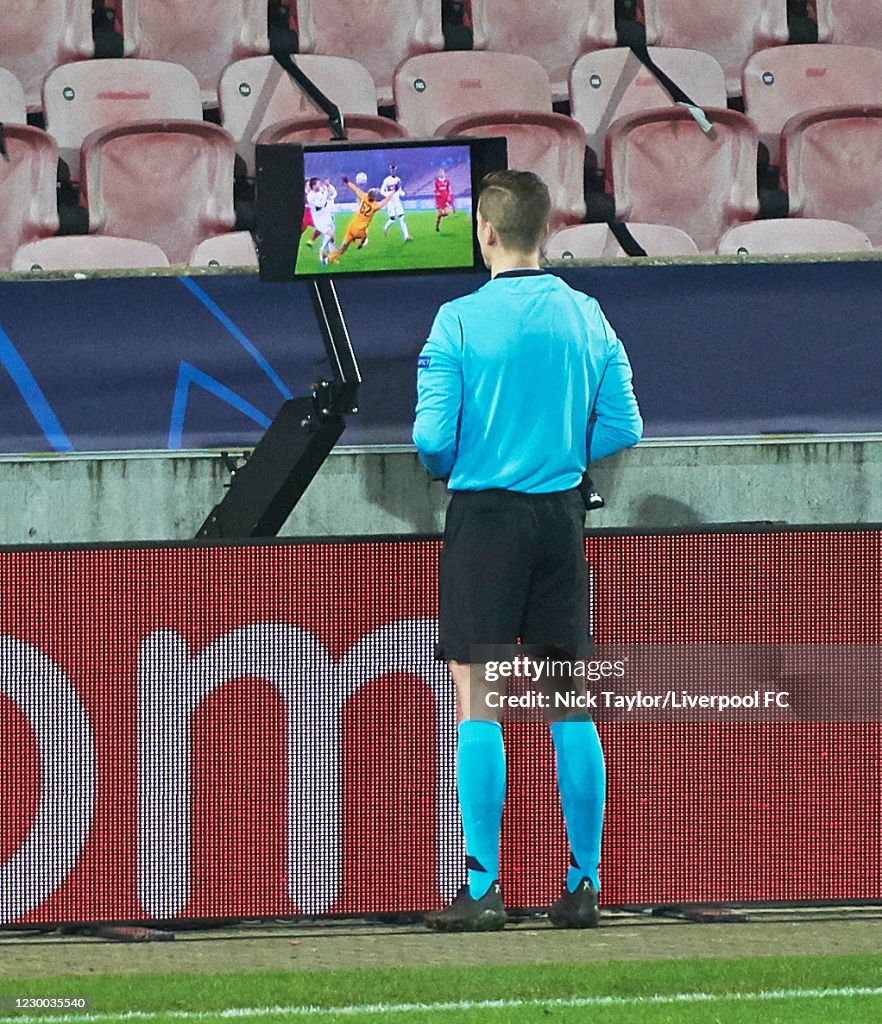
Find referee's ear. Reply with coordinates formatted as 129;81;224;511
477;212;497;249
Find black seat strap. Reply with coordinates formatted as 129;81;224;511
626;40;715;136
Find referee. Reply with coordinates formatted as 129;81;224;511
413;170;643;931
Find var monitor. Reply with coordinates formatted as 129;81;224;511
255;137;507;281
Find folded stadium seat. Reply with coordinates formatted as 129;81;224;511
395;51;553;139
81;120;237;264
781;106;882;246
220;55;382;178
116;0;269;106
295;0;445;109
743;45;882;166
436;112;587;230
0;0;94;111
12;235;170;271
570;47;726;171
468;0;617;103
717;218;873;255
641;0;790;96
256;113;407;148
189;231;259;267
0;68;27;125
815;0;882;49
0;127;60;270
605;107;760;252
545;222;700;259
44;59;203;183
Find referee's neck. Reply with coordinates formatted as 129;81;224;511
489;250;542;279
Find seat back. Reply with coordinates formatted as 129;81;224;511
571;47;726;169
0;68;27;125
189;231;259;267
13;235;171;271
82;120;237;264
605;107;760;251
469;0;617;102
296;0;444;108
546;222;700;259
781;106;882;246
0;126;60;269
816;0;882;49
220;55;380;177
0;0;93;110
44;59;203;181
642;0;789;95
119;0;269;105
437;111;587;230
717;218;873;255
395;51;552;138
256;113;407;148
743;45;882;165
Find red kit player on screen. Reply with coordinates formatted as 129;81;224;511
434;169;455;232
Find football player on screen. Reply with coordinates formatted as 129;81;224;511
381;164;412;241
305;177;337;265
434;168;455;232
301;179;322;247
328;176;395;264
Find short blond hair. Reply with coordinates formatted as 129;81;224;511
477;170;551;253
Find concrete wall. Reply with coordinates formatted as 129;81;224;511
1;435;879;545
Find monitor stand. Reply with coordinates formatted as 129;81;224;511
195;278;360;538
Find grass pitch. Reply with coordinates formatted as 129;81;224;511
296;210;474;275
0;954;880;1023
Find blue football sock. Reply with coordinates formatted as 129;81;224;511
457;720;506;899
551;717;606;892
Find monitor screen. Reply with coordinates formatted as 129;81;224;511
255;137;507;281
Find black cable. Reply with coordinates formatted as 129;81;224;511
271;50;347;141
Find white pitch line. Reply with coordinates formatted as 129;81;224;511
1;986;881;1024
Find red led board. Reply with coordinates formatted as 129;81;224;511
0;529;879;924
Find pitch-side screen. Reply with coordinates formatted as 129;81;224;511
255;137;507;280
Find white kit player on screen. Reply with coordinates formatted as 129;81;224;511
380;164;412;241
306;177;337;265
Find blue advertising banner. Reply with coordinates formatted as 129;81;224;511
0;260;879;453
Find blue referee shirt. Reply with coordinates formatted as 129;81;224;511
413;270;642;492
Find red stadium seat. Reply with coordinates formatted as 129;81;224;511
0;0;93;111
220;55;381;177
117;0;269;106
0;68;27;125
395;51;552;139
570;47;726;170
545;222;699;259
717;218;873;255
296;0;444;108
44;59;203;182
189;231;259;267
469;0;617;103
642;0;790;96
0;126;60;270
82;120;237;264
256;113;407;148
781;106;882;246
743;45;882;166
605;107;760;252
815;0;882;50
12;235;170;271
437;111;587;230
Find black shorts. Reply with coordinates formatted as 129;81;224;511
436;488;591;663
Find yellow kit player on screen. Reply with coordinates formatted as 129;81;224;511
328;177;395;263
